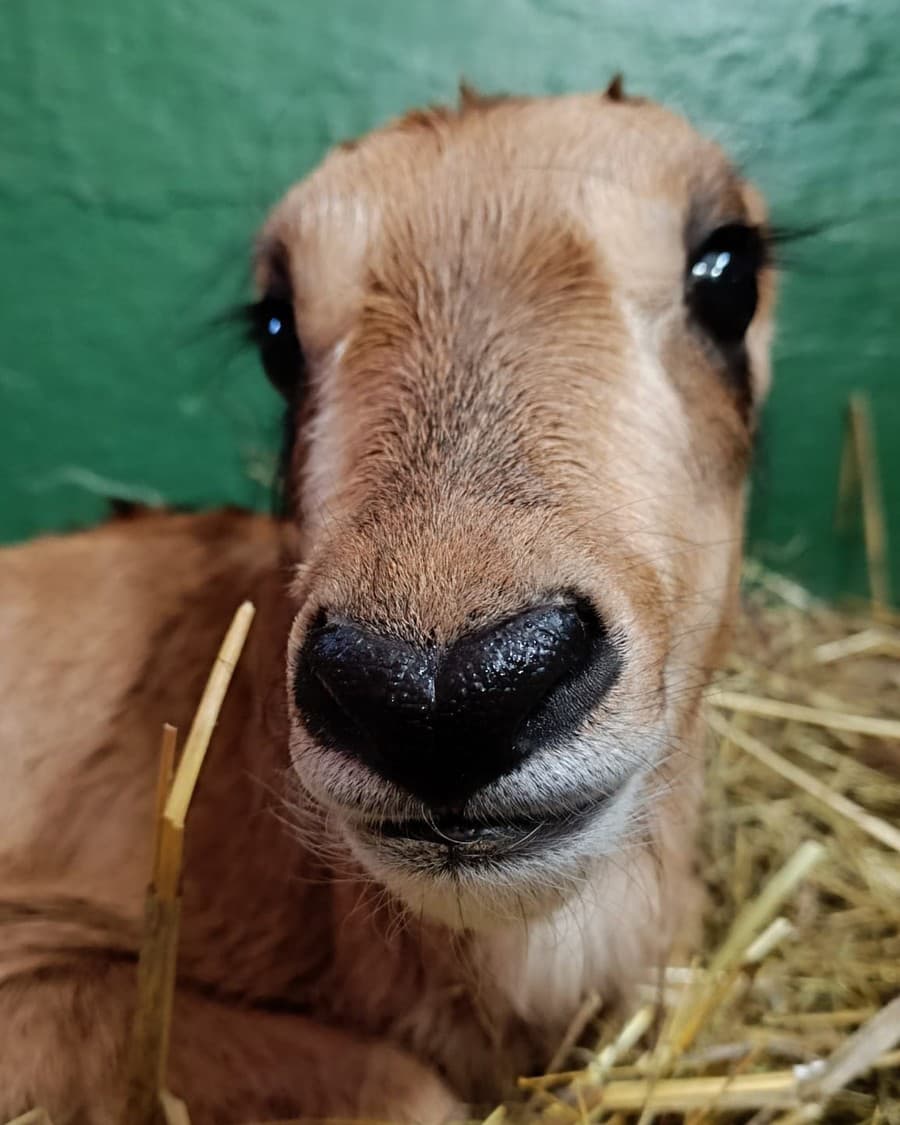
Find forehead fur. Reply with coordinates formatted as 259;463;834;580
258;89;765;355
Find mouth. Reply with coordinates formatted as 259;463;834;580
334;776;646;925
367;796;602;859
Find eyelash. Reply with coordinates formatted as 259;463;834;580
755;222;813;267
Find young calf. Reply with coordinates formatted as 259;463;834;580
0;85;775;1123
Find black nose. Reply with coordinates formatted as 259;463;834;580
294;599;622;806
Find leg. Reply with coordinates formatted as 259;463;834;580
0;962;460;1125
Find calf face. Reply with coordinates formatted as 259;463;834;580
249;88;775;927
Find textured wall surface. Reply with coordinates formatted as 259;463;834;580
1;0;897;598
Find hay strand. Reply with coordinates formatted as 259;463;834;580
165;601;256;830
742;916;795;965
708;713;900;854
580;1071;801;1114
151;725;178;875
707;691;900;741
840;393;892;612
708;841;824;978
160;1091;193;1125
796;995;900;1100
666;842;824;1059
813;629;900;664
124;601;256;1125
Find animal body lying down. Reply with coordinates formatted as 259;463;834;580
0;83;776;1123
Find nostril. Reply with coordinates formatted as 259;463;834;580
437;601;598;739
510;598;623;754
294;618;434;760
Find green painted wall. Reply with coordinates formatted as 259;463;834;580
2;0;898;599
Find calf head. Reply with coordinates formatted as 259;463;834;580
248;86;775;927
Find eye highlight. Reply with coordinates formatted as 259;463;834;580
686;223;766;345
243;294;305;397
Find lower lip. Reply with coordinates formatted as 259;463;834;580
370;798;602;855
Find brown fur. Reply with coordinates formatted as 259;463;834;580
0;88;775;1123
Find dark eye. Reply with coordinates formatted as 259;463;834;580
686;223;765;344
245;294;304;397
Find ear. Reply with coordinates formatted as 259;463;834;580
458;80;512;113
604;73;625;102
458;80;482;110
